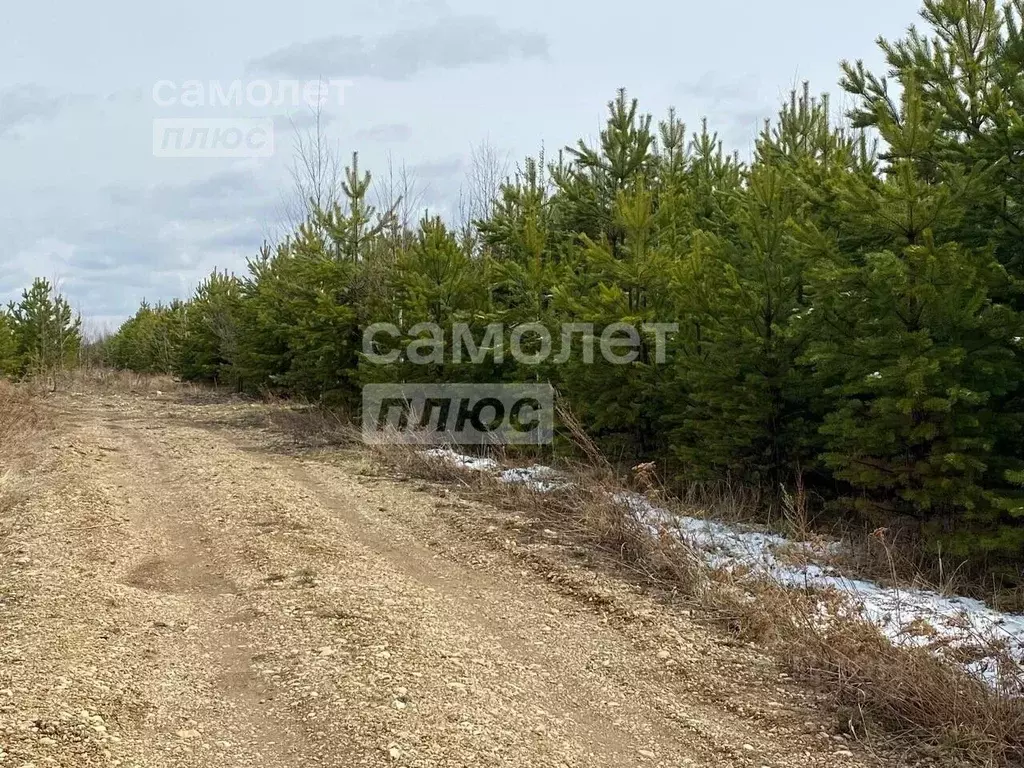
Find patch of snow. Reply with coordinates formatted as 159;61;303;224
420;448;498;472
618;489;1024;693
499;465;569;493
419;449;1024;692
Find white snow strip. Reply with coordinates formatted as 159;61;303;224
499;465;570;493
421;448;499;472
617;490;1024;692
420;449;1024;692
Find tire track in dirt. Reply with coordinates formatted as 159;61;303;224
0;391;894;767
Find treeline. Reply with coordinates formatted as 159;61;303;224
105;1;1024;571
0;278;82;379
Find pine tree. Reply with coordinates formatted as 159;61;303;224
177;271;240;384
841;0;1024;284
477;155;567;385
553;182;678;454
552;89;656;253
542;96;673;454
313;152;399;263
369;215;491;385
7;278;82;377
226;156;401;403
802;81;1024;559
106;300;185;374
230;245;293;394
672;87;860;489
0;310;17;376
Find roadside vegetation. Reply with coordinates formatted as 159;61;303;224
0;381;48;557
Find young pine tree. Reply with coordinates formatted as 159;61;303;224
673;88;860;490
370;215;491;385
802;83;1024;560
842;0;1024;282
7;278;82;377
0;310;16;377
177;271;241;384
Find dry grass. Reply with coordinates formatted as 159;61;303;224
46;366;192;395
365;412;1024;767
0;381;49;550
695;568;1024;763
257;399;359;449
806;625;1024;763
10;363;224;398
0;381;46;460
371;409;706;594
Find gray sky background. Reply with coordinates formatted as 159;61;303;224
1;0;925;334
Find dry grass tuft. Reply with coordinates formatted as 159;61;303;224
258;400;360;449
787;591;1021;763
704;575;1023;762
0;381;46;461
0;381;50;548
370;411;705;594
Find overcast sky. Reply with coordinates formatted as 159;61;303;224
1;0;925;334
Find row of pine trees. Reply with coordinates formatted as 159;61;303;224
102;1;1024;572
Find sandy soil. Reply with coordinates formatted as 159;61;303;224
0;390;901;767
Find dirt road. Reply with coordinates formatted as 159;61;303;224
0;390;890;767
